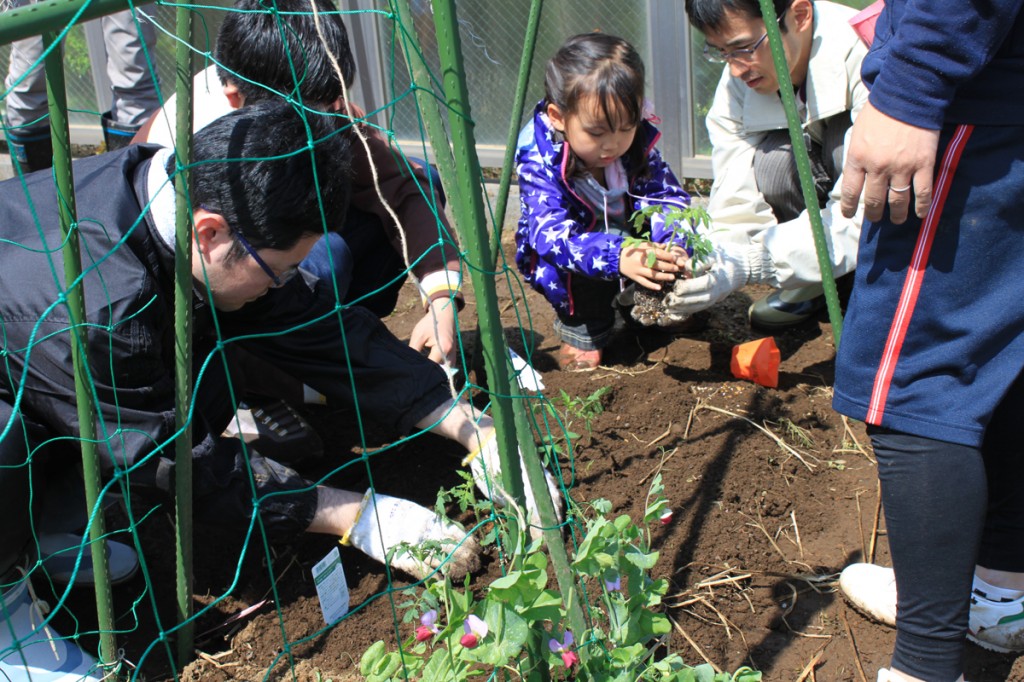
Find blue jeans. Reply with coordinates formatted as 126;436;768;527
553;276;621;350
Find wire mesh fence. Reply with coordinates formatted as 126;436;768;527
0;1;804;680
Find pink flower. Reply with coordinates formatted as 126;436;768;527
460;614;488;649
415;609;439;642
548;630;577;668
659;509;673;525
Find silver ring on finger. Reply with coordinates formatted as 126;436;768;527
889;184;911;193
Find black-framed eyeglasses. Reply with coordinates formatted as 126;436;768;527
702;8;788;64
232;229;299;288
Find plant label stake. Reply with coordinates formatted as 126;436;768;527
312;546;350;625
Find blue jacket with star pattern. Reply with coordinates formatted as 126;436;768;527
514;102;692;314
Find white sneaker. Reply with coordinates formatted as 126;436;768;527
0;577;105;681
968;587;1024;653
841;562;1024;654
839;563;897;626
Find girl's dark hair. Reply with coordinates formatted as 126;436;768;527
544;33;648;179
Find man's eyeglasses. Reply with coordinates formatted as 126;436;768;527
232;229;299;288
702;8;787;64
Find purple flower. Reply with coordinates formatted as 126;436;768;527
415;609;439;642
549;630;578;668
460;614;488;649
604;573;622;592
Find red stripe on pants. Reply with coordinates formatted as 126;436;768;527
865;125;974;424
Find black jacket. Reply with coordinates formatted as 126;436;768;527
0;146;316;539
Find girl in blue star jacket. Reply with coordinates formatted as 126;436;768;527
515;33;694;370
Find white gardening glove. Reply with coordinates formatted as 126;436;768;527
661;241;771;320
463;432;563;541
344;490;481;580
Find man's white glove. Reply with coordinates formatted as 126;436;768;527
662;242;771;320
344;490;480;580
463;433;563;541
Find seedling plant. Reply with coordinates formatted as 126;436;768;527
625;203;717;324
359;475;762;682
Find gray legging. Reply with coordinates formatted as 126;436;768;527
4;6;160;129
752;111;851;223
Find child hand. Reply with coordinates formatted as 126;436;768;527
619;242;687;290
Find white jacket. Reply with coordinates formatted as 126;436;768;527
706;1;868;289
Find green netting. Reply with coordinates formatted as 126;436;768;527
0;2;765;681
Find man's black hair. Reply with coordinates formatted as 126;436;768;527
686;0;794;34
215;0;355;106
188;100;352;259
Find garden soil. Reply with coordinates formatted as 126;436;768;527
48;200;1023;682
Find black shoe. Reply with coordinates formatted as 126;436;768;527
223;397;323;467
5;123;53;173
748;284;826;331
101;111;142;151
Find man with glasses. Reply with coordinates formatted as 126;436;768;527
0;101;562;679
668;0;868;329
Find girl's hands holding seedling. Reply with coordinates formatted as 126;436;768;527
619;242;687;290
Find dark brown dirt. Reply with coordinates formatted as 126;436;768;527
48;223;1022;682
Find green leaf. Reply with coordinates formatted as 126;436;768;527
358;641;403;682
692;663;720;682
421;647;458;680
358;641;386;677
624;545;660;571
516;589;564;623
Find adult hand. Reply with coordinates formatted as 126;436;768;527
343;489;481;580
840;100;941;224
409;298;458;365
661;242;755;319
619;242;687;290
463;430;563;542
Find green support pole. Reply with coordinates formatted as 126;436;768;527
43;31;119;674
427;0;588;652
391;0;458;232
489;0;543;264
0;0;131;44
171;2;196;667
759;0;843;346
426;0;525;527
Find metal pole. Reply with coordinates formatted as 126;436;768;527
391;0;458;228
0;0;129;44
428;0;588;653
489;0;543;263
759;0;843;345
44;29;119;674
171;0;196;667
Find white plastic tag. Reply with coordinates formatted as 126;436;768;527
509;348;545;392
311;546;350;625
